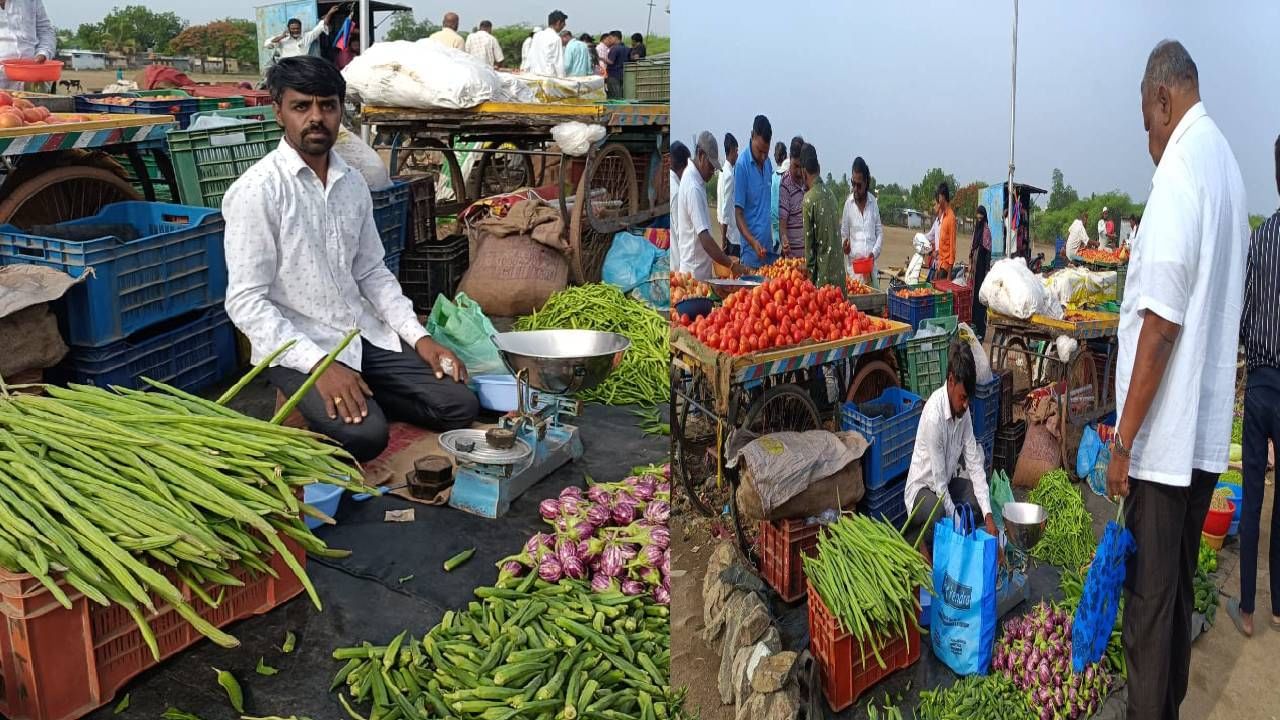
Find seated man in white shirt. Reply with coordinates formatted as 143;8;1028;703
1066;209;1094;261
902;342;1001;559
223;57;478;462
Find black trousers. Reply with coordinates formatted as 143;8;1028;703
606;77;623;99
1122;469;1217;720
970;245;990;340
905;475;982;551
1240;368;1280;615
267;340;479;462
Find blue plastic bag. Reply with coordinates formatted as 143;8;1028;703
602;230;670;312
1077;423;1105;481
1072;501;1135;671
930;506;999;676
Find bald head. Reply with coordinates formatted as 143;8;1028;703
442;12;459;30
1139;39;1202;166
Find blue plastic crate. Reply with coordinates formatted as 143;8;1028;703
0;202;227;347
372;181;411;259
75;93;199;128
55;307;237;394
969;376;1001;440
384;251;402;277
841;387;924;490
962;430;995;476
887;284;938;329
861;473;908;519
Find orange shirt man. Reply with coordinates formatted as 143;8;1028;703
934;183;957;280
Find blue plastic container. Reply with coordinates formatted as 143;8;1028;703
1217;482;1242;536
372;181;411;258
887;284;938;329
969;376;1001;441
860;472;908;521
0;202;227;347
304;483;344;530
841;387;924;490
75;92;199;128
55;307;237;394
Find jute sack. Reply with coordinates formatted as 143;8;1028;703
457;231;569;317
735;431;868;523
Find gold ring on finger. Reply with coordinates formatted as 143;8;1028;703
333;397;344;404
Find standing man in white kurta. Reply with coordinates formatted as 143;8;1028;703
1106;40;1248;720
0;0;54;91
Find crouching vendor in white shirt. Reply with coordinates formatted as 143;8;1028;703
902;342;1002;562
223;56;479;462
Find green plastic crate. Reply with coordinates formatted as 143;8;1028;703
933;293;954;321
622;58;670;101
167;107;282;208
194;96;247;113
116;152;173;202
1115;266;1127;304
921;315;958;335
134;89;190;98
896;331;952;397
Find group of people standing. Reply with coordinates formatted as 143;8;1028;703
510;10;647;98
668;114;885;295
1066;205;1141;260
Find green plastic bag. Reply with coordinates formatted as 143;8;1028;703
424;292;507;377
991;469;1015;533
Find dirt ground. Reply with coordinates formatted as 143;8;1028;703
673;471;1280;720
56;70;261;94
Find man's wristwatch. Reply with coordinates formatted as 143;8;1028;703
1113;432;1131;459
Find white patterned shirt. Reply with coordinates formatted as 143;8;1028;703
223;140;427;375
0;0;54;89
904;386;992;520
264;20;327;59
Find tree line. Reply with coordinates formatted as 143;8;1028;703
57;5;258;66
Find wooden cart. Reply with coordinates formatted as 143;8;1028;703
0;114;178;228
670;322;912;557
987;310;1119;478
364;101;670;283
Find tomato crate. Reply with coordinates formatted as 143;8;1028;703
932;279;971;324
840;387;924;490
970;375;1001;441
758;519;822;603
887;283;938;329
895;331;951;397
184;84;273;107
74;92;199;128
372;181;412;259
0;536;304;720
807;580;921;711
0;202;227;347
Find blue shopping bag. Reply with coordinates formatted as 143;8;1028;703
930;506;999;676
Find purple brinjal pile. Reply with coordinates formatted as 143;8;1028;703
499;464;671;604
992;602;1114;720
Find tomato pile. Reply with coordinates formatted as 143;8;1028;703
677;272;890;355
845;276;876;296
1078;248;1129;265
894;287;940;299
670;272;712;305
757;257;805;279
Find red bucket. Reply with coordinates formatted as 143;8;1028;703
1203;501;1235;536
852;256;874;276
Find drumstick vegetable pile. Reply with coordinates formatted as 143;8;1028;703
0;336;364;659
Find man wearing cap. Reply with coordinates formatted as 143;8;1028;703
679;132;747;280
1098;207;1111;249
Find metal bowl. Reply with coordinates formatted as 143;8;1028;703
1002;502;1047;551
707;277;761;298
491;330;629;395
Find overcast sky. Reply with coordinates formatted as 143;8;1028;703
48;0;669;39
673;0;1280;215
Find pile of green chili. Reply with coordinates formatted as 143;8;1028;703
513;284;668;407
1028;469;1096;570
916;673;1037;720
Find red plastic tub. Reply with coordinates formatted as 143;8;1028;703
852;256;874;276
2;60;63;83
807;580;921;711
759;519;822;603
1203;501;1235;537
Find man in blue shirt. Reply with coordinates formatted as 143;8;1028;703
734;115;777;269
605;30;628;98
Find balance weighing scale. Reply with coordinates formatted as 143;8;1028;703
997;501;1047;617
439;329;630;518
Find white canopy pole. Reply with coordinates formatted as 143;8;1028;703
1005;0;1019;258
359;0;372;143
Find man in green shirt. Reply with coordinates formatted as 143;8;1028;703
800;143;844;291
